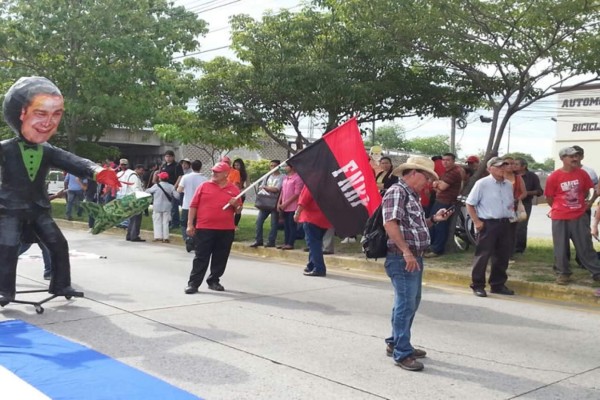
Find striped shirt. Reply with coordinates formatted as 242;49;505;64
382;180;430;254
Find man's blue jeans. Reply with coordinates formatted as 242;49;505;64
66;190;84;219
384;253;423;362
304;222;327;274
429;200;450;254
255;209;278;245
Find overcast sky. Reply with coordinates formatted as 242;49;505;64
176;0;558;162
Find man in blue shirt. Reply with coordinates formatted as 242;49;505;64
64;172;87;220
466;157;516;297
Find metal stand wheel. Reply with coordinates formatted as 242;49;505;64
1;288;84;314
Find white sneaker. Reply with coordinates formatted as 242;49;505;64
348;237;356;243
341;238;350;244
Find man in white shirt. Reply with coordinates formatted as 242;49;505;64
117;159;145;242
177;160;208;250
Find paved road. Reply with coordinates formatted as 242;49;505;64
4;228;600;399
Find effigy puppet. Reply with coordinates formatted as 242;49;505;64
0;76;120;305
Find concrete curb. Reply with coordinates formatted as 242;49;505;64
56;220;600;307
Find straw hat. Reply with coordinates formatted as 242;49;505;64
392;156;439;180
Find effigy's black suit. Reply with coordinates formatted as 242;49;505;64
0;138;98;301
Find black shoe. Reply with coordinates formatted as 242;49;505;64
491;285;515;295
43;273;52;281
0;294;13;306
304;265;314;273
51;286;83;297
471;287;487;297
184;285;198;294
303;270;326;277
208;282;225;291
249;242;263;248
322;251;334;255
130;237;146;242
303;247;309;252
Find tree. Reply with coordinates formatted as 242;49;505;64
504;152;536;166
531;157;555;172
321;0;600;172
406;135;457;156
0;0;207;151
365;123;409;150
190;7;479;154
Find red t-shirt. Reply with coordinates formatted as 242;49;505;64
190;181;241;229
298;187;332;229
545;168;593;220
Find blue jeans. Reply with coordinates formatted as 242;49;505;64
66;190;84;218
19;242;52;276
304;222;327;274
170;197;181;229
181;209;189;241
282;211;297;247
384;253;423;362
255;209;278;245
429;201;450;254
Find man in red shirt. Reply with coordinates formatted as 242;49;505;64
184;162;242;294
294;187;332;277
426;153;464;256
545;147;600;285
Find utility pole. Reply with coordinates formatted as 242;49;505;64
372;118;376;145
507;122;511;154
450;116;456;154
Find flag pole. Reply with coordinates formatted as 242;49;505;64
222;162;288;210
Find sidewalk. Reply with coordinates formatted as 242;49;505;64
57;219;600;307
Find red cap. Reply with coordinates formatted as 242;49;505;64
157;172;169;180
211;162;231;173
466;155;480;163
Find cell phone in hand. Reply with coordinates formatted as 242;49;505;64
442;205;456;215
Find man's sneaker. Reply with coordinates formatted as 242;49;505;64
386;343;426;358
249;242;263;248
556;275;571;285
341;237;356;244
423;251;441;258
395;356;424;371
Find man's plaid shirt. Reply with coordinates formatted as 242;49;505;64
381;180;431;255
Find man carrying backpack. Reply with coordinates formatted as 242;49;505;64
382;156;453;372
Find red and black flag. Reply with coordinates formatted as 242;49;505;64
288;118;381;237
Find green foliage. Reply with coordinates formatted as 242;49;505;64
365;124;409;151
503;152;536;165
407;135;453;156
0;0;207;151
321;0;600;165
191;6;477;154
531;157;555;172
245;159;273;183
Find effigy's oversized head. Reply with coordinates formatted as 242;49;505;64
3;77;64;144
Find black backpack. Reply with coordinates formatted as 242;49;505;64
361;187;410;260
361;204;388;259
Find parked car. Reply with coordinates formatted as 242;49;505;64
46;169;64;195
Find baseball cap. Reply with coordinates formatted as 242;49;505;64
119;158;129;165
487;157;507;168
466;155;480;163
211;162;231;173
181;158;191;163
571;145;584;155
220;156;231;164
157;172;169;180
558;147;578;158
